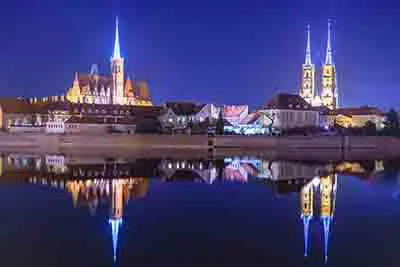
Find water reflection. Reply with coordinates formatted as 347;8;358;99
1;153;399;264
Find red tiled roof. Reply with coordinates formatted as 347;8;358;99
241;113;260;124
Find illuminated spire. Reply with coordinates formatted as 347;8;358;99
109;218;123;263
73;72;79;87
302;216;312;257
322;217;331;263
325;20;333;65
113;17;122;59
305;25;312;65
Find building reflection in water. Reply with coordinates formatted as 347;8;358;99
300;175;337;263
31;176;149;262
0;153;392;264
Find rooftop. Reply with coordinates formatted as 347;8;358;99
265;93;313;110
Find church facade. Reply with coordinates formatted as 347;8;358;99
66;18;152;106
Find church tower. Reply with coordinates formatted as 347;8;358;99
321;20;338;109
300;25;315;105
300;183;314;257
111;17;125;105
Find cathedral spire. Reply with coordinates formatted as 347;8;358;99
113;17;122;59
305;25;312;66
322;217;331;263
73;72;79;87
109;218;122;263
302;216;312;257
325;20;333;65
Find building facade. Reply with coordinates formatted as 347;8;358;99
0;98;162;134
321;107;385;129
260;93;320;131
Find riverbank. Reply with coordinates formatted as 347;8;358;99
0;133;399;160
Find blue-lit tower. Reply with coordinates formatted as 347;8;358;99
109;179;124;262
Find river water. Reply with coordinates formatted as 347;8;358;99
0;154;398;266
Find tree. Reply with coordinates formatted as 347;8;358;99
363;121;377;136
216;110;224;135
264;112;276;135
188;118;193;130
384;109;399;132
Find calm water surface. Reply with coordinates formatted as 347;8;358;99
0;154;399;267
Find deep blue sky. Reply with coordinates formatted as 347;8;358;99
0;0;399;109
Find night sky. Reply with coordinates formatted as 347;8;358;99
0;0;399;110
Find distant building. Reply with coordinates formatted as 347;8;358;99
65;18;152;106
0;98;162;134
223;112;269;135
321;106;385;129
159;102;203;132
223;105;249;126
259;93;320;130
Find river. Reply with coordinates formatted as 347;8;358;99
0;153;398;266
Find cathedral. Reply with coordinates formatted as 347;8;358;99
300;21;338;110
66;18;152;106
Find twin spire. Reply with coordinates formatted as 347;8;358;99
304;20;334;66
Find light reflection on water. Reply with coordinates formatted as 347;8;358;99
0;153;399;266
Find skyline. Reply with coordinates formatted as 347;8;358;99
0;0;399;109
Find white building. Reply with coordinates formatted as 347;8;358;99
259;93;320;131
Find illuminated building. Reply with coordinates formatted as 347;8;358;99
321;20;338;110
321;106;385;129
223;105;249;126
66;18;152;106
299;25;315;105
299;21;338;110
260;93;320;131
